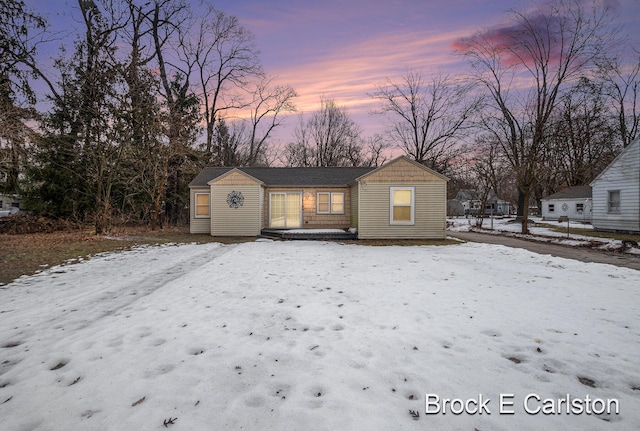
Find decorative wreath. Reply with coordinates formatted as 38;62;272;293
561;203;569;212
226;191;244;209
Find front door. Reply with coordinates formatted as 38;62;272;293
269;192;302;228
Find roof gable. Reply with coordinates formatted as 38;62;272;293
542;185;592;200
209;168;263;185
356;156;449;182
189;167;234;187
590;138;640;186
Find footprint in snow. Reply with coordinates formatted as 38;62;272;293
189;348;205;356
151;338;166;347
49;360;69;371
269;383;291;400
244;395;265;407
143;364;175;378
1;341;23;348
405;391;420;401
480;329;501;338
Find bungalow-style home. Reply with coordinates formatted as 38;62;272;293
540;185;592;223
590;138;640;233
189;156;448;239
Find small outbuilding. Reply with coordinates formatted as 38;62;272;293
188;156;448;239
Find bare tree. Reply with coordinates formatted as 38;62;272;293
468;136;513;226
372;70;478;176
184;4;262;163
354;134;389;167
0;0;46;194
455;0;615;233
149;0;202;225
243;76;297;166
597;49;640;148
0;82;35;195
538;77;619;199
283;97;369;167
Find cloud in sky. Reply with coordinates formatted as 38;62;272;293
212;0;497;142
29;0;640;144
270;28;470;116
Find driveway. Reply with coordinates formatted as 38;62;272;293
448;230;640;271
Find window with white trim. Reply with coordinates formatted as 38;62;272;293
608;190;620;213
194;193;210;218
548;203;555;213
316;192;344;214
576;203;584;214
390;187;414;225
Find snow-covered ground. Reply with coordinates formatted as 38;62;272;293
448;216;640;254
1;240;639;430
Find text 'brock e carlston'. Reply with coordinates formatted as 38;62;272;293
425;394;619;415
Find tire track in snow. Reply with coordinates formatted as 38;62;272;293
0;242;238;341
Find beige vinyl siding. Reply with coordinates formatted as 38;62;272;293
212;170;262;186
211;184;263;236
350;184;359;228
361;157;445;183
358;182;447;239
189;186;211;234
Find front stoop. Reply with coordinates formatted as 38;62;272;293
260;229;357;241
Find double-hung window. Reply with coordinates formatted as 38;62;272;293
194;193;210;218
608;190;620;213
317;192;344;214
390;187;415;225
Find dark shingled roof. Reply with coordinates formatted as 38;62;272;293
189;166;376;188
543;185;592;200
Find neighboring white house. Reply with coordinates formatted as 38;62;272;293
590;139;640;233
540;185;592;223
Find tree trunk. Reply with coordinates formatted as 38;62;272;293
520;188;530;234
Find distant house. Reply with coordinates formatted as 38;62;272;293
590;139;640;233
189;156;449;239
449;189;510;216
540;185;592;222
0;193;22;217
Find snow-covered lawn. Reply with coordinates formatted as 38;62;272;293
1;240;639;430
449;216;640;254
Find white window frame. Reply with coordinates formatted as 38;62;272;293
269;191;302;228
194;192;210;218
576;203;584;214
608;190;620;214
316;192;344;214
389;186;415;225
548;203;555;213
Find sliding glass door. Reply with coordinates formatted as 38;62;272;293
269;192;302;228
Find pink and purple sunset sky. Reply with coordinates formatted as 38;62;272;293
30;0;640;146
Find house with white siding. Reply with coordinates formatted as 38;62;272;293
188;156;448;239
589;139;640;233
540;185;592;223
